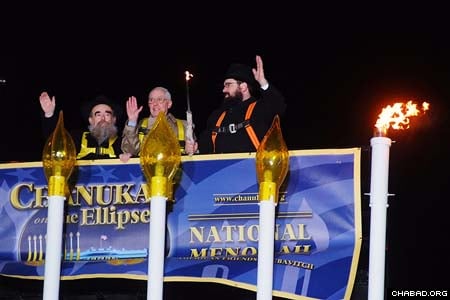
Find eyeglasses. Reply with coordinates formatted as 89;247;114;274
149;97;167;104
223;81;241;88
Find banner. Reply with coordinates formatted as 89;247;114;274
0;149;361;299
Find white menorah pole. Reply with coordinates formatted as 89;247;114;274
147;195;167;300
257;199;276;300
43;195;65;300
368;136;392;300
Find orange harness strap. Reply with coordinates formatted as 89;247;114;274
244;102;259;150
211;102;259;153
212;111;227;153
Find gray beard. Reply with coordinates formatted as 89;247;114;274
89;123;118;145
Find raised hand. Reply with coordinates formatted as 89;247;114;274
39;91;56;118
252;55;268;87
126;96;143;123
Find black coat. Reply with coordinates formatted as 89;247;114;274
198;85;286;154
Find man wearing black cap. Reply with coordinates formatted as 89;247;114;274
39;91;123;160
194;55;286;154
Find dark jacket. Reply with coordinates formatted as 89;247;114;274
198;85;286;154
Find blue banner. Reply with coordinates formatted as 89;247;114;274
0;149;361;299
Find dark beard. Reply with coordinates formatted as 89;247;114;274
89;122;118;145
222;91;243;109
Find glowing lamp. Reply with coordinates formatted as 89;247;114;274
256;115;289;203
41;111;76;300
140;112;181;197
139;112;181;300
42;111;77;196
255;115;289;300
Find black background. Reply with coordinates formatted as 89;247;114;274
0;3;449;299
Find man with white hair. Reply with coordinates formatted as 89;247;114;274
120;86;196;162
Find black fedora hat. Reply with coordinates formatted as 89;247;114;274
80;95;122;122
224;63;260;93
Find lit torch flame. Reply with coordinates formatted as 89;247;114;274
374;100;430;137
185;71;193;81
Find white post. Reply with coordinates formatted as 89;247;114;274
368;136;391;300
257;200;276;300
43;195;65;300
147;195;167;300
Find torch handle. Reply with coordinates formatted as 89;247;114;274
186;110;194;143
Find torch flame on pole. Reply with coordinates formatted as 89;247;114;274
185;71;193;81
185;71;194;145
185;71;193;113
368;99;430;299
374;100;430;136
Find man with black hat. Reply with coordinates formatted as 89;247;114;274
194;55;286;154
39;91;123;160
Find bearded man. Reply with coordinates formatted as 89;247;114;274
40;92;123;160
195;55;286;154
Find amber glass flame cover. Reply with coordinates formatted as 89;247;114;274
140;112;181;197
255;115;289;203
42;111;76;196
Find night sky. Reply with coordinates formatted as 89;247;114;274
1;4;449;296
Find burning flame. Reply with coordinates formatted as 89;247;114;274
374;100;429;136
185;70;193;81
